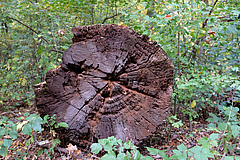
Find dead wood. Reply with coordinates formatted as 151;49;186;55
34;24;174;147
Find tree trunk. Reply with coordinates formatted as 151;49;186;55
34;24;174;147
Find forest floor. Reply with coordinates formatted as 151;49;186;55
0;104;238;160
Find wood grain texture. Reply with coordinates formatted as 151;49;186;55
34;24;174;147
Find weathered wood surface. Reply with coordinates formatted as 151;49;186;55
34;24;174;146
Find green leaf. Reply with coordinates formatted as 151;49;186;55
24;112;29;117
25;137;33;147
0;128;6;138
50;139;61;153
32;122;42;132
61;45;69;50
189;146;214;160
133;150;143;160
50;120;56;126
3;139;12;149
171;150;187;160
38;148;43;156
227;26;237;34
125;151;132;159
218;123;227;130
146;147;159;155
171;144;187;160
91;143;102;154
198;137;211;149
158;150;170;160
224;156;234;160
52;139;61;146
172;120;183;128
26;114;43;124
43;115;50;123
99;138;108;146
0;145;8;157
206;113;221;123
207;123;216;129
124;140;135;150
117;139;122;146
177;143;187;151
209;140;218;147
9;131;18;139
209;133;219;140
56;122;69;128
144;156;154;160
100;153;116;160
232;10;240;15
22;123;32;135
44;148;48;154
142;30;150;36
230;125;239;138
104;142;114;152
117;153;126;160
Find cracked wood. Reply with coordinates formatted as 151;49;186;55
34;24;174;147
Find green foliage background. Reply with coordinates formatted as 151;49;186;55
0;0;240;159
1;0;239;107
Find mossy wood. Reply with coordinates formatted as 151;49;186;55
34;24;174;147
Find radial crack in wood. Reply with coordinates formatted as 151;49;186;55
34;24;174;147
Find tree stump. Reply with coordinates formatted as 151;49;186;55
34;24;174;147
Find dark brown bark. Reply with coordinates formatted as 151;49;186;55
34;24;174;147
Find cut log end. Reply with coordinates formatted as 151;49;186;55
34;24;174;147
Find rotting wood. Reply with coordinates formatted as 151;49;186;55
34;24;174;147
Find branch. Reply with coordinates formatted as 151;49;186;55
7;16;49;44
202;0;219;28
102;13;121;24
60;19;71;40
50;49;64;54
101;2;138;24
7;16;65;54
191;0;219;58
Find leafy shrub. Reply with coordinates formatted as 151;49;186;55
91;134;240;160
91;136;154;160
0;113;68;158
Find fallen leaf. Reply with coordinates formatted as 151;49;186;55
3;135;12;139
66;143;78;154
51;130;57;137
164;144;168;148
191;100;196;108
17;120;29;132
76;149;81;155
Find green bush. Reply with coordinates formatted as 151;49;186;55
0;113;68;158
